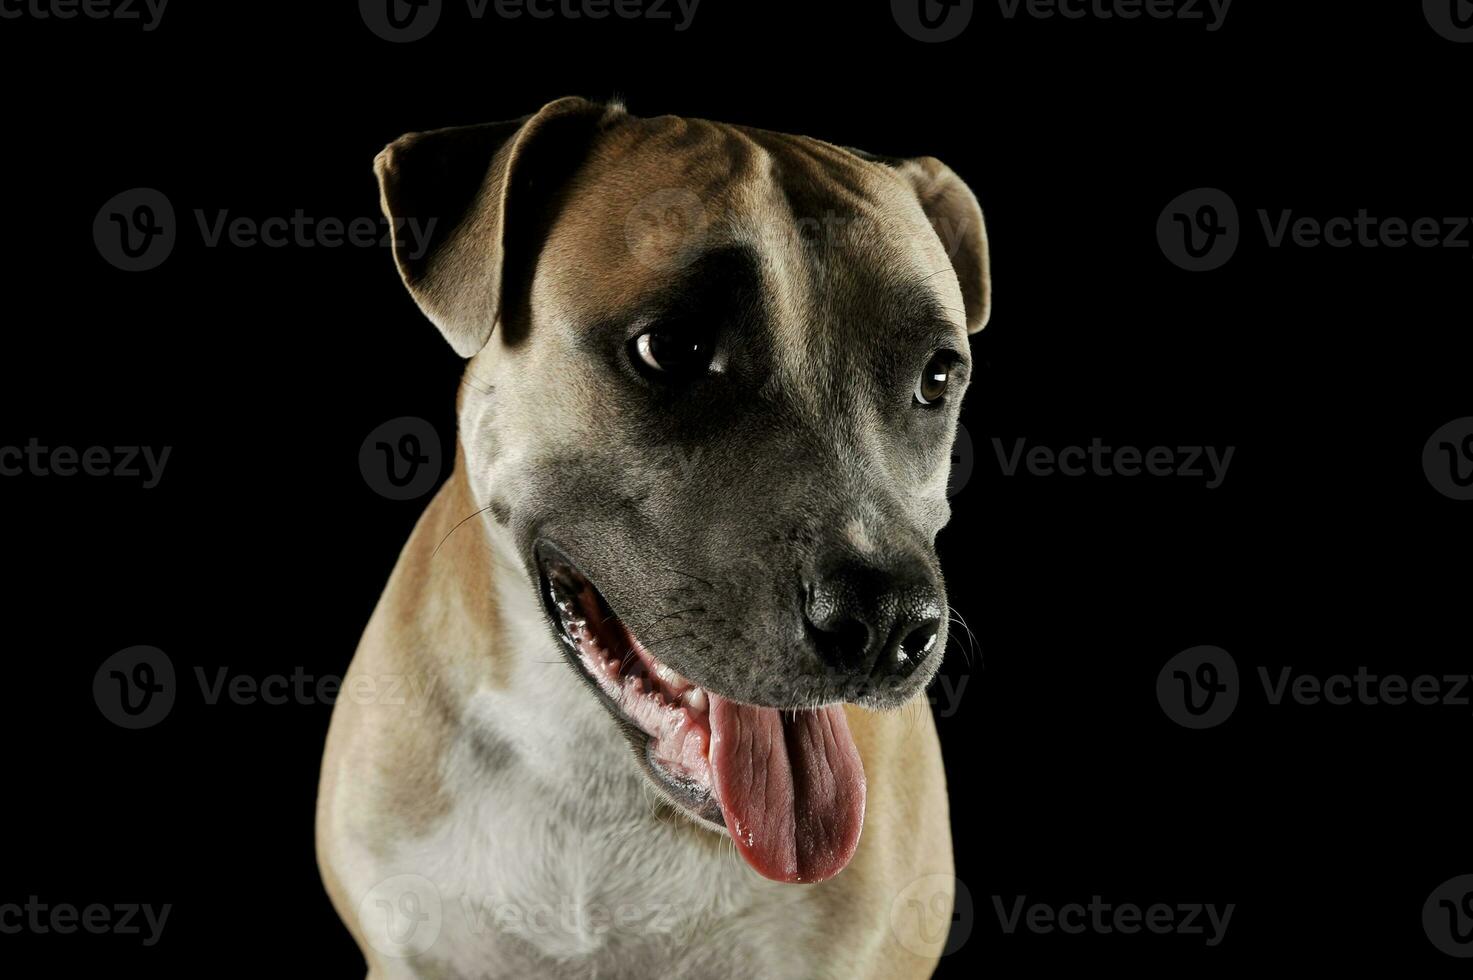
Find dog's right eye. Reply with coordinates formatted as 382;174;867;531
630;330;716;379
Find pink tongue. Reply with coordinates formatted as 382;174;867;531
708;694;866;884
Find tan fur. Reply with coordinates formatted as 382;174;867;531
318;99;975;979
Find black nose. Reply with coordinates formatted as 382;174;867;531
803;560;944;684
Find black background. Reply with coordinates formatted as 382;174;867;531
2;0;1469;975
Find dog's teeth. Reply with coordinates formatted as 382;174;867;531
654;662;688;689
684;687;707;712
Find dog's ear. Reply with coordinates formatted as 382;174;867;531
374;96;613;357
849;149;992;333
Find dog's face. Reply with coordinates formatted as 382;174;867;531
376;98;989;883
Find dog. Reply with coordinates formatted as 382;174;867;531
316;96;990;979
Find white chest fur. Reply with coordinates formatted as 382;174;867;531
342;610;827;979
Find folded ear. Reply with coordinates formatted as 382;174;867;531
373;96;614;357
849;149;992;333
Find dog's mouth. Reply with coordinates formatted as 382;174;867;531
537;545;866;885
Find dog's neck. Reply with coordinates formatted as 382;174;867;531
386;459;764;972
422;454;647;810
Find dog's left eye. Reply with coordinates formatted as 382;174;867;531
631;330;715;378
914;352;953;406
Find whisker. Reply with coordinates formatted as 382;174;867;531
904;695;926;737
665;568;716;590
637;631;697;651
433;504;495;559
459;371;496;396
946;605;980;667
652;607;706;623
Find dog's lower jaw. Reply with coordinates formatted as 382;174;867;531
478;530;648;793
454;459;698;822
475;519;726;843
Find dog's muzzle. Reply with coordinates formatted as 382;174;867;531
535;543;869;885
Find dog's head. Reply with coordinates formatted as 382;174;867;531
376;97;989;883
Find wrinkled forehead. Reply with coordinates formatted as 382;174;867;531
532;115;968;348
